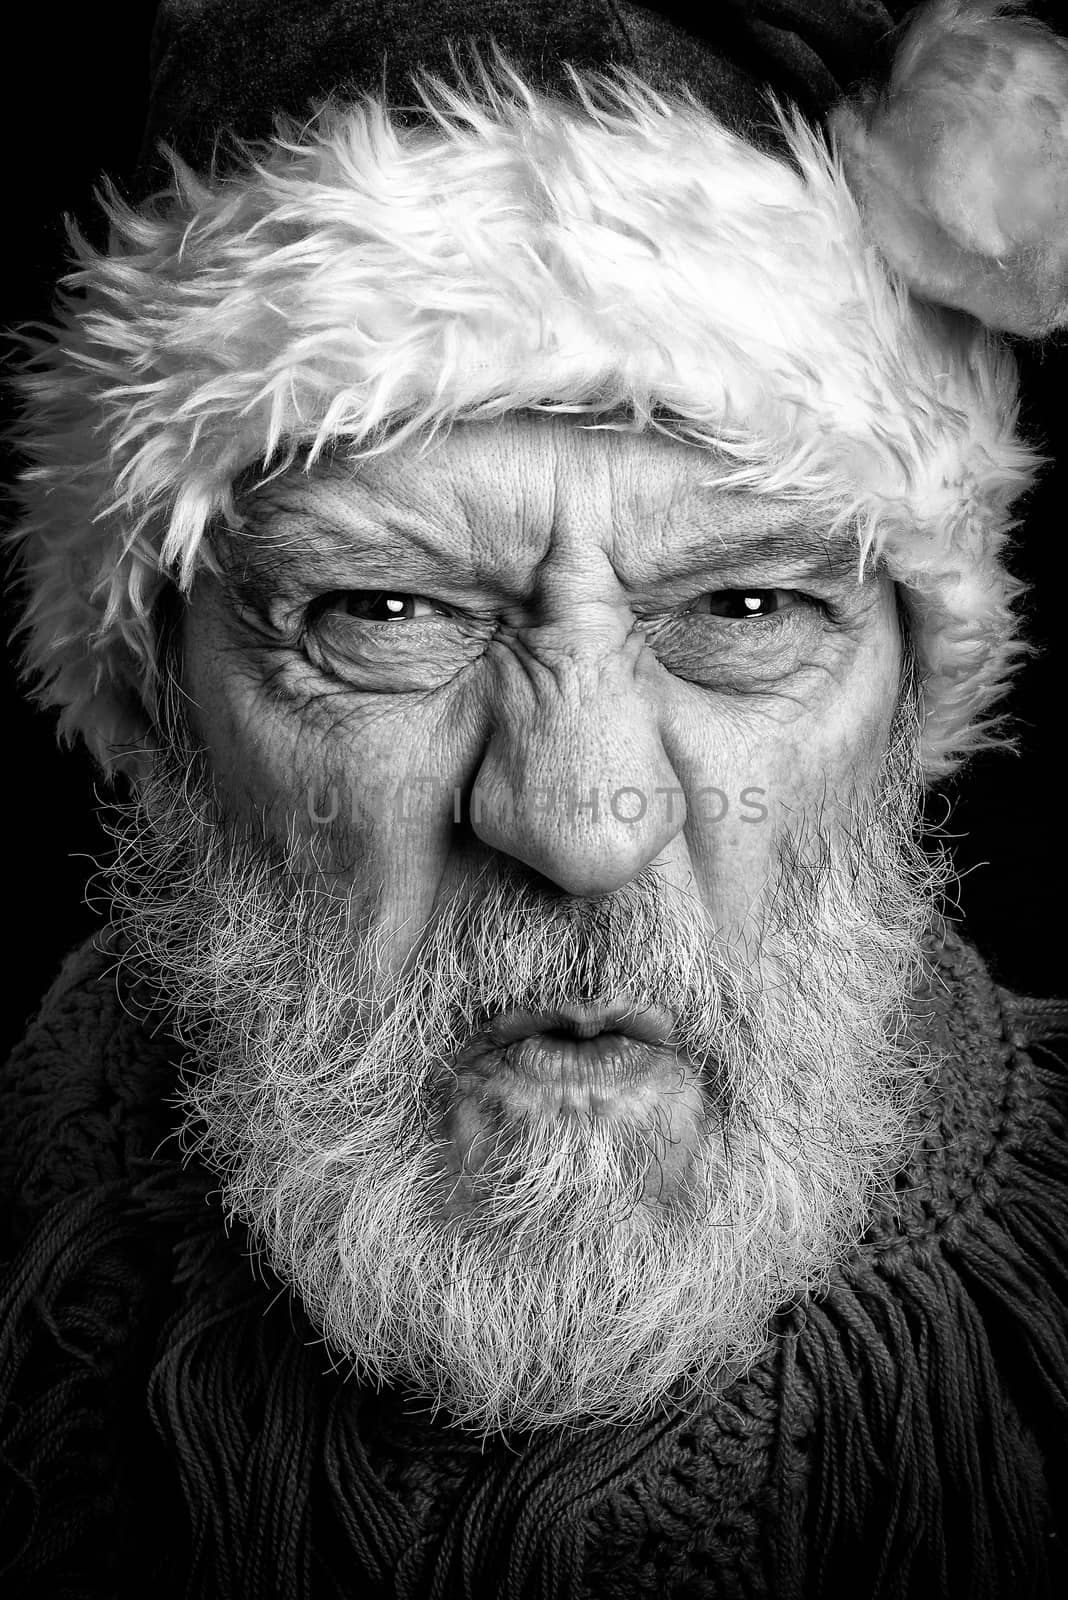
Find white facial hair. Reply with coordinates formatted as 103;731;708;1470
108;700;942;1438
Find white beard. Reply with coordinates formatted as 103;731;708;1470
108;711;942;1437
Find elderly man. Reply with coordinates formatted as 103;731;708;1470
3;0;1067;1596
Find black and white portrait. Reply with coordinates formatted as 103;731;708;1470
2;4;1066;1596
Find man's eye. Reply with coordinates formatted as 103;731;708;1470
639;585;828;691
695;589;800;620
302;587;488;692
328;591;444;622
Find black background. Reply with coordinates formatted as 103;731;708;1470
2;3;1065;1061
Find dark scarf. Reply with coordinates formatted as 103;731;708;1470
1;930;1066;1599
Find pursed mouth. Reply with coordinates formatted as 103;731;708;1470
500;1031;664;1092
454;1000;684;1098
485;999;676;1048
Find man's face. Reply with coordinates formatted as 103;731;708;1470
119;412;937;1433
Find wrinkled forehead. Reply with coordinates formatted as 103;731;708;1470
225;414;859;593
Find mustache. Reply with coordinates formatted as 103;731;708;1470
407;857;738;1002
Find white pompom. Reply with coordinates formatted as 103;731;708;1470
831;0;1068;335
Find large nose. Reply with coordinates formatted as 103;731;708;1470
469;609;685;897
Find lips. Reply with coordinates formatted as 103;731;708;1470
478;1000;679;1092
486;1000;675;1047
501;1031;657;1090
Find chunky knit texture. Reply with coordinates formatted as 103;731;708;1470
1;930;1066;1598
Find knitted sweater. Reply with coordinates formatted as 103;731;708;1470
0;930;1065;1600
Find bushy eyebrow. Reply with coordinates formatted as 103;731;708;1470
613;508;868;595
697;529;864;581
216;511;468;609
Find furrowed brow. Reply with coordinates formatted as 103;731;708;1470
216;490;464;601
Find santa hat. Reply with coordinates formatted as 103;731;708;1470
11;0;1068;778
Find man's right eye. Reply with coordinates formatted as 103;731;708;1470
317;590;447;623
301;589;489;692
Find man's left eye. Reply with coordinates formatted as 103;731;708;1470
694;589;801;620
331;591;443;622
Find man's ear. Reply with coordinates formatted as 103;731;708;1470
831;0;1068;337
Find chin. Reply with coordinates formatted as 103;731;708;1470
203;1051;897;1437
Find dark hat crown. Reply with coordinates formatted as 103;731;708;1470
135;0;901;195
